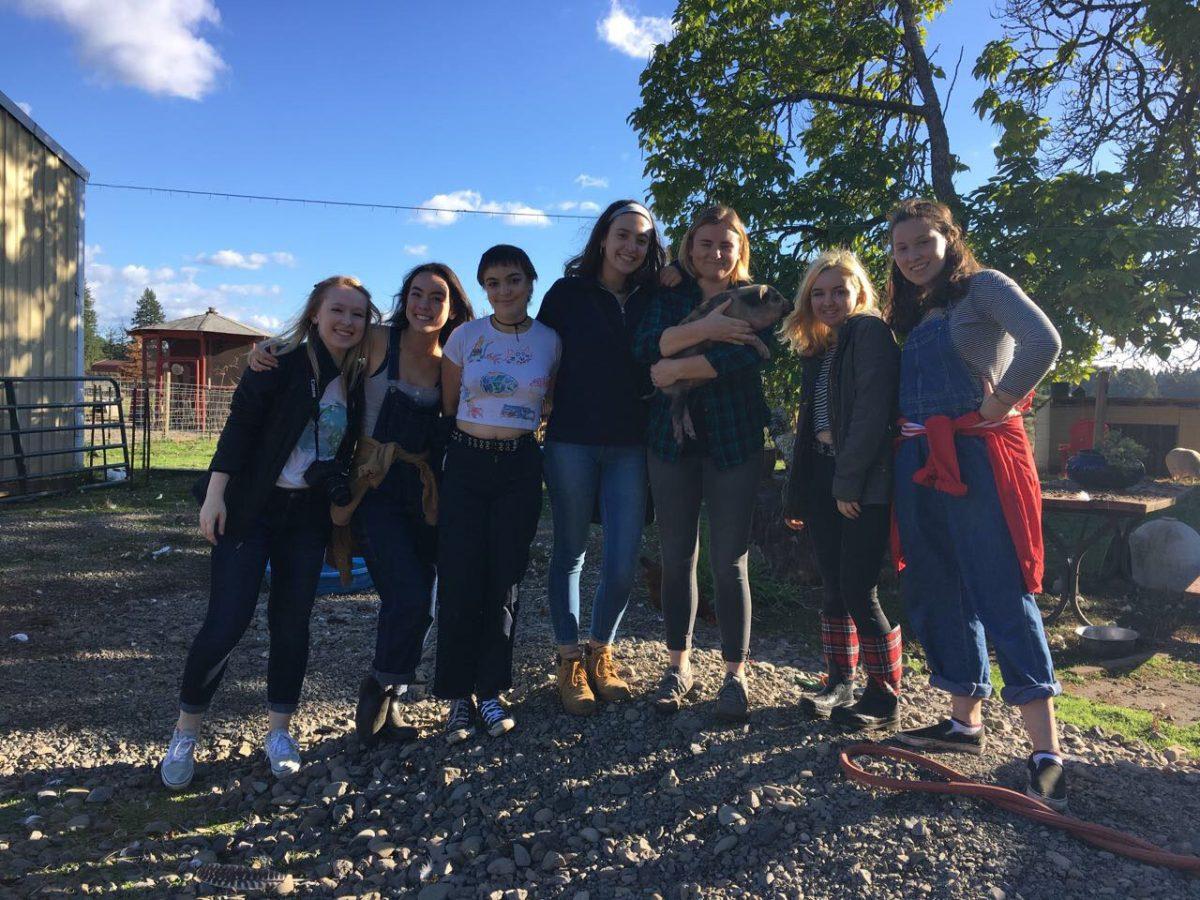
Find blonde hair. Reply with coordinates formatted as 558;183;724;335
678;204;752;284
780;249;880;357
274;275;379;387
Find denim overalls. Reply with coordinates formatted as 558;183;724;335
893;312;1060;705
354;326;440;686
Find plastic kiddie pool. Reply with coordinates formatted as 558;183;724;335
265;557;373;596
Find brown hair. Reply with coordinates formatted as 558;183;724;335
780;249;881;357
563;199;668;290
678;204;752;284
389;262;475;346
275;275;378;387
885;199;982;335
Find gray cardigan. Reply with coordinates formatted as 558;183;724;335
783;314;899;514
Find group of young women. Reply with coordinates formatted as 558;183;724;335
159;196;1069;811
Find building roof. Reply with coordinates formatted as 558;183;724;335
0;88;89;180
130;308;270;338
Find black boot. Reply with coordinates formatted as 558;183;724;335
830;680;899;731
799;666;855;719
355;676;391;745
380;693;419;743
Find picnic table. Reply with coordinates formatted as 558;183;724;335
1040;479;1194;625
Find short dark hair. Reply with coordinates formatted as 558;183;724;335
476;244;538;286
564;199;667;289
388;262;475;346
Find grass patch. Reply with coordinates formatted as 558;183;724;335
1055;693;1200;755
148;435;218;471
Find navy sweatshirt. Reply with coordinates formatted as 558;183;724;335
536;275;653;446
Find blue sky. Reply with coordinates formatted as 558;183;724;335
1;1;1008;335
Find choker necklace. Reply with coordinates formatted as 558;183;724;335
491;313;531;336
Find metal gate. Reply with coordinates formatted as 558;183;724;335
0;375;131;502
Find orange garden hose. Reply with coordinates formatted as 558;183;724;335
839;742;1200;875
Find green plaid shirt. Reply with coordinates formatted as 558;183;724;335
633;279;772;470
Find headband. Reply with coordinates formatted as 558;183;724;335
609;202;654;224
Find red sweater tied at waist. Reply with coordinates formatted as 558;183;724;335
891;408;1044;594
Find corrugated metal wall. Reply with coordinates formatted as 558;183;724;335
0;104;83;483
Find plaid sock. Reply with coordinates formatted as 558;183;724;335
860;625;903;696
820;614;859;676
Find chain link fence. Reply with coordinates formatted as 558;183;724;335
112;379;234;436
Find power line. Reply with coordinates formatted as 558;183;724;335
88;181;597;221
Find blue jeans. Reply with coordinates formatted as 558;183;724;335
354;490;435;686
179;487;329;714
896;434;1061;705
543;441;647;646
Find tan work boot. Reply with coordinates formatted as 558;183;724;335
586;643;633;702
556;652;596;716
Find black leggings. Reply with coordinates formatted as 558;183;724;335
803;452;893;637
647;449;761;664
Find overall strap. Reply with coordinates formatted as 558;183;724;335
387;325;402;382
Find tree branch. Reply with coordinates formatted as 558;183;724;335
755;89;924;117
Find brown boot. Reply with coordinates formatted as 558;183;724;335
556;652;596;716
586;643;633;702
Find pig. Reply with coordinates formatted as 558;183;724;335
1166;447;1200;480
656;283;789;444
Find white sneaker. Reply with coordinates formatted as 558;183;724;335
264;729;301;778
160;729;197;790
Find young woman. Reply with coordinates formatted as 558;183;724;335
885;199;1067;809
436;245;561;743
247;265;475;745
160;276;375;789
536;199;667;716
780;249;902;731
633;204;772;722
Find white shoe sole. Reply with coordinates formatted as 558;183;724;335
446;727;473;746
1025;786;1068;813
487;719;515;737
161;766;193;791
268;757;300;779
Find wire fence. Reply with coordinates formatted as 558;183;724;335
111;379;234;436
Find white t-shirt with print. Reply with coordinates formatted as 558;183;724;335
443;317;561;431
276;376;348;489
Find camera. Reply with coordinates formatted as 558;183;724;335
304;459;352;507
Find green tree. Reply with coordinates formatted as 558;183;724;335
131;287;165;329
100;324;130;361
631;0;1200;400
82;286;103;368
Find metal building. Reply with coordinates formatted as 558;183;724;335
1;88;90;488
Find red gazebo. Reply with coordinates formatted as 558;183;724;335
130;308;268;430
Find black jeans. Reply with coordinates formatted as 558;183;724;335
179;487;330;714
433;438;543;700
354;489;435;685
646;449;761;664
802;452;893;637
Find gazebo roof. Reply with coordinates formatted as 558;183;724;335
130;307;269;339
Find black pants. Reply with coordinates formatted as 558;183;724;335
433;439;542;700
803;452;893;637
354;489;435;685
646;449;761;664
179;487;330;714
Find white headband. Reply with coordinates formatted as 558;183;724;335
609;202;654;224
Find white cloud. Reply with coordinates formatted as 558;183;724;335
575;174;609;189
195;249;296;270
16;100;33;116
555;201;579;212
12;0;226;100
597;0;674;59
404;244;429;256
216;283;283;297
247;313;284;333
416;189;551;228
579;201;601;213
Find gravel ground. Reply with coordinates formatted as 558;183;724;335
2;477;1199;898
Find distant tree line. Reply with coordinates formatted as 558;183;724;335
83;287;164;369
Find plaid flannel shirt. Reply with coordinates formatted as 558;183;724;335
633;278;772;470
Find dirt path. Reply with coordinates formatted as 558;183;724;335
2;475;1198;898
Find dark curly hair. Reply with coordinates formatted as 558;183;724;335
388;262;475;346
563;199;667;290
885;199;982;336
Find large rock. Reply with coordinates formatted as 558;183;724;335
1166;447;1200;480
1129;517;1200;594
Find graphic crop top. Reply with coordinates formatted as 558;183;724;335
443;316;561;431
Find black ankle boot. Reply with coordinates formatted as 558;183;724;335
355;676;391;745
831;680;899;731
799;674;856;719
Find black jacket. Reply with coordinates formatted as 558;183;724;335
536;275;653;446
194;339;363;538
783;314;899;515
